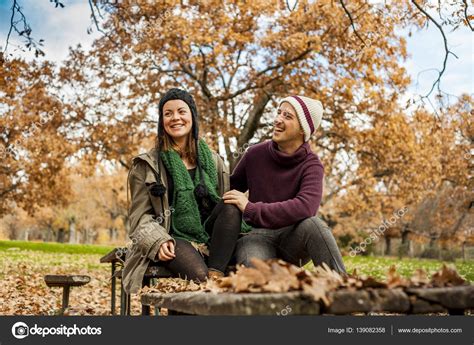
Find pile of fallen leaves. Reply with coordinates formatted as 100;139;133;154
0;248;142;315
141;258;469;306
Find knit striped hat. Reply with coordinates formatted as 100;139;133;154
280;95;324;142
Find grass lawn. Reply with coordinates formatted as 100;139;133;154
0;240;472;315
0;240;115;255
307;255;474;282
2;240;473;282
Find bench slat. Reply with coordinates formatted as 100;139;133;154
141;291;319;315
44;275;91;287
100;248;125;263
141;285;474;315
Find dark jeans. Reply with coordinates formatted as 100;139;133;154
235;216;346;274
159;201;241;281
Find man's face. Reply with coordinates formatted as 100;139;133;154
272;102;304;144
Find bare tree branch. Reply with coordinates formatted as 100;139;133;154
462;0;473;31
88;0;103;33
237;90;272;148
217;47;313;102
4;0;17;53
286;0;298;12
411;0;459;98
3;0;64;56
339;0;366;45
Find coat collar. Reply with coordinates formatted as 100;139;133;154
132;148;159;174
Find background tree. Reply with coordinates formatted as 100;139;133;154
0;57;75;216
1;0;471;251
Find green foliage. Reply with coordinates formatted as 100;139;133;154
305;256;474;282
346;256;474;282
0;240;114;255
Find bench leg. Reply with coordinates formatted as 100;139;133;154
126;292;131;315
61;286;70;315
120;280;127;315
142;304;151;316
168;310;194;315
141;276;151;316
120;291;131;316
111;262;116;315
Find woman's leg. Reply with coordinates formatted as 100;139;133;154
205;201;242;273
160;238;208;282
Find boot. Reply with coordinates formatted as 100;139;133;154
207;269;224;280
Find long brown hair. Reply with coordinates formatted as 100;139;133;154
156;130;197;165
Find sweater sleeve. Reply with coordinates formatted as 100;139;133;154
128;161;175;262
243;163;323;229
230;152;248;192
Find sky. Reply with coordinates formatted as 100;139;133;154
0;0;472;107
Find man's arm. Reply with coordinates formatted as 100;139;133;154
243;164;323;229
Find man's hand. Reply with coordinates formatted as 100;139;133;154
222;190;249;212
158;240;175;261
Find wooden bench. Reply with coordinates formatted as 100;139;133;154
100;248;125;315
141;285;474;316
44;275;91;315
100;247;174;315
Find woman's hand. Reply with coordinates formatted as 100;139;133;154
158;240;176;261
222;190;249;212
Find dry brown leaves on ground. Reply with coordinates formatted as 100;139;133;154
142;259;469;306
0;249;143;315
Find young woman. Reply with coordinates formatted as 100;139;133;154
123;88;241;294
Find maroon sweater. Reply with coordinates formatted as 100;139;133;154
230;140;324;229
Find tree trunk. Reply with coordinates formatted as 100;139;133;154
44;227;54;242
84;228;90;244
57;228;65;243
232;91;272;170
69;219;76;244
400;228;410;257
429;236;439;259
109;227;118;242
76;230;82;244
7;223;19;240
429;236;436;248
384;236;392;256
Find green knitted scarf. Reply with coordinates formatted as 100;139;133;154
160;139;221;244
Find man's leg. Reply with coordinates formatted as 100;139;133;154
235;227;288;267
277;216;346;274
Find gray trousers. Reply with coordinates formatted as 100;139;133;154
235;216;346;274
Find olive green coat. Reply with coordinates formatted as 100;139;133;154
122;148;230;294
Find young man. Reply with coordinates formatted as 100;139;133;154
223;95;346;273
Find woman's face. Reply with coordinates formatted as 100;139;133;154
162;99;193;141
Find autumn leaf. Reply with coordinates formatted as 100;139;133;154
430;264;467;287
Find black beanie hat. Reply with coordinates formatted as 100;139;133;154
152;88;209;199
158;88;199;139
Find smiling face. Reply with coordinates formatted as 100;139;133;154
162;99;193;142
272;101;305;146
